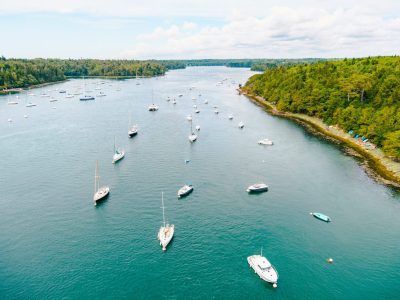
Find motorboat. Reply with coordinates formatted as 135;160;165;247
247;251;278;288
177;185;194;198
195;125;200;131
172;100;177;104
214;109;219;114
178;94;183;97
26;102;37;107
59;90;66;93
128;125;138;138
65;94;74;98
310;212;331;222
228;114;233;120
49;98;58;102
204;100;208;104
247;183;268;193
112;137;125;163
93;161;110;205
158;192;175;251
7;97;18;105
187;115;193;121
238;122;244;129
148;104;159;111
195;109;200;114
193;105;197;108
97;92;106;97
258;139;274;145
80;95;95;101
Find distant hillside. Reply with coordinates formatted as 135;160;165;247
244;56;400;160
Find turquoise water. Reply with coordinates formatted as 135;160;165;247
1;67;399;299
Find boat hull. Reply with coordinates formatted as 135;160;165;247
311;212;331;222
93;186;110;205
128;131;138;138
247;255;278;286
247;185;269;193
178;186;193;198
158;224;175;251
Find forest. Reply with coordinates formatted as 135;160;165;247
0;58;176;90
244;56;400;160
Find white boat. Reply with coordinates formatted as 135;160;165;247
172;100;177;104
204;100;208;104
195;109;200;114
178;94;183;97
128;125;138;138
247;249;278;288
192;97;196;101
258;139;273;145
177;184;193;198
238;122;244;129
187;115;193;121
228;114;234;120
148;104;159;111
193;105;197;108
65;94;74;98
188;119;197;142
97;92;106;97
214;109;219;114
112;137;125;163
195;125;200;131
80;95;95;101
26;102;37;107
158;192;174;251
7;95;18;105
93;161;110;205
59;90;66;93
49;98;58;102
247;183;269;193
7;118;12;122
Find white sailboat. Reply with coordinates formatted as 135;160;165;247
80;76;95;101
112;136;125;163
188;119;197;143
93;161;110;205
7;93;18;105
157;192;174;251
128;113;138;138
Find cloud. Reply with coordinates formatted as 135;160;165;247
123;6;400;59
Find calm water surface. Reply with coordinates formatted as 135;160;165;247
1;67;399;299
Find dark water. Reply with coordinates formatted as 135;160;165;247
1;67;399;299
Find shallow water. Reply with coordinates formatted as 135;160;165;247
1;67;399;299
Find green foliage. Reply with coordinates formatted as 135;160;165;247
245;56;400;160
0;58;170;89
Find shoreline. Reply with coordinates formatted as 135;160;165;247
241;90;400;190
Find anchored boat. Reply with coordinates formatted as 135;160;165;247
258;139;274;145
157;192;175;251
177;185;193;198
112;137;125;163
93;161;110;206
247;183;269;193
248;249;278;288
310;212;331;222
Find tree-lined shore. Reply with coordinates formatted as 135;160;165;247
243;56;400;162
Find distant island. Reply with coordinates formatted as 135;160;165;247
242;56;400;187
0;57;325;91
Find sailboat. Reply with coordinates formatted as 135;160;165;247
93;161;110;205
157;192;175;251
80;76;95;101
128;114;138;138
7;93;18;105
112;136;125;163
188;119;197;143
135;69;141;85
25;90;37;107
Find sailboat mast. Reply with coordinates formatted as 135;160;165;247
161;192;166;227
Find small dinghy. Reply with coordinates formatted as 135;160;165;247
228;114;233;120
80;95;95;101
248;250;278;288
195;109;200;114
258;139;273;145
238;122;244;129
195;125;200;131
247;183;268;193
177;185;193;198
214;109;219;114
310;212;331;222
187;115;193;121
204;100;208;104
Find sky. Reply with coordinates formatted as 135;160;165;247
1;0;400;59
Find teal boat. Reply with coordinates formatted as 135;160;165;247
310;212;331;222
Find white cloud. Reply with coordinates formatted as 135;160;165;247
123;6;400;59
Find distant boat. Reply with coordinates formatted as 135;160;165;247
7;118;12;122
148;104;159;111
25;102;37;107
172;100;177;104
187;115;192;121
310;212;331;222
193;105;197;108
248;248;278;288
214;109;219;114
178;94;183;97
177;184;193;198
204;99;208;104
7;94;18;105
195;125;200;131
112;137;125;164
97;92;106;97
65;94;74;98
228;114;233;120
93;161;110;206
238;122;244;129
158;192;174;251
195;109;200;114
258;139;273;146
128;114;138;138
59;90;66;93
49;98;58;102
247;183;268;193
80;95;95;101
188;119;197;143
